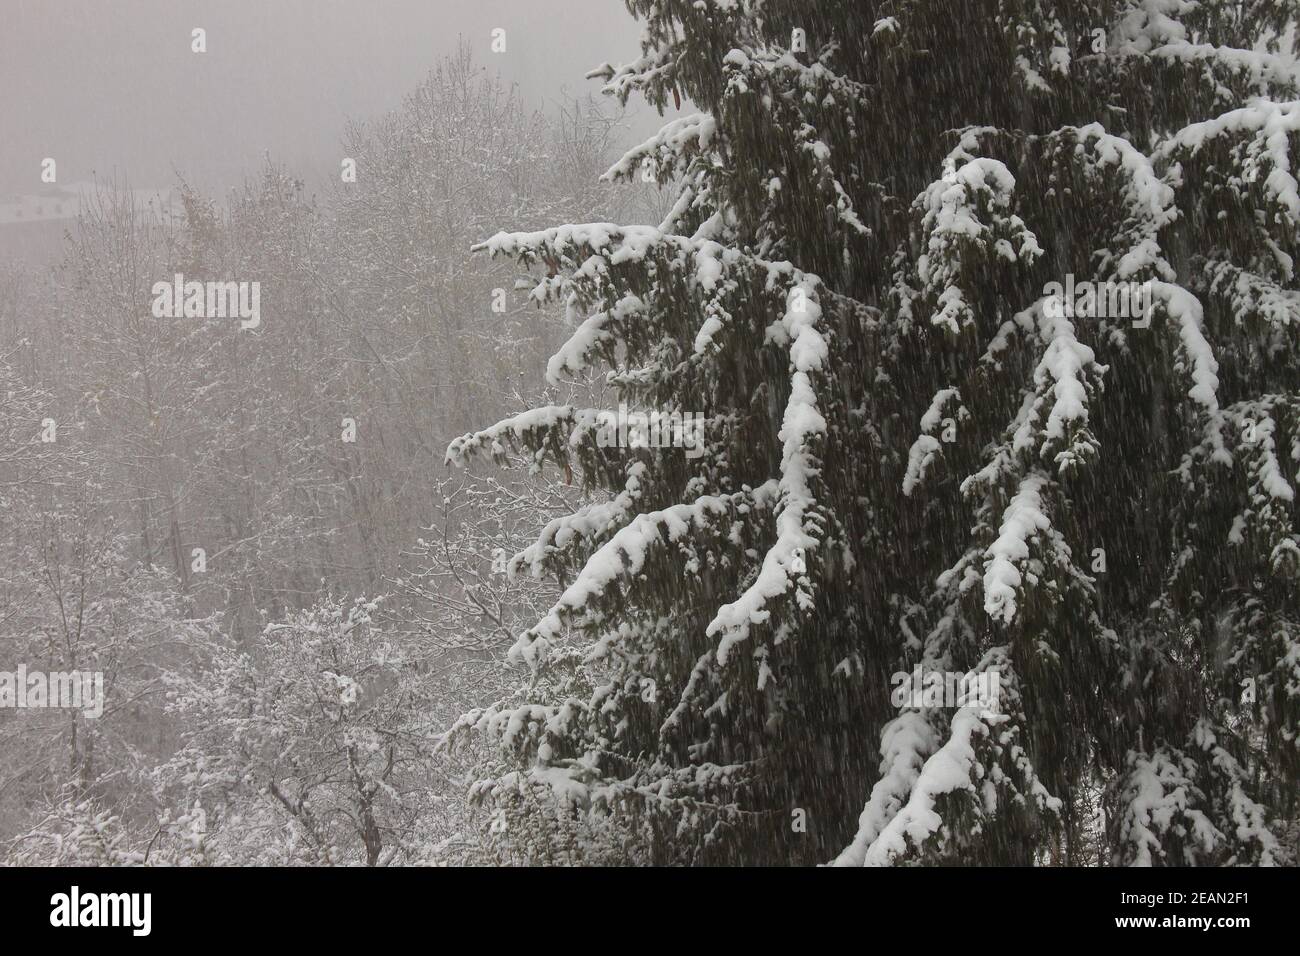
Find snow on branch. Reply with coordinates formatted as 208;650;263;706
1015;295;1105;472
602;113;718;184
717;45;873;238
832;711;939;866
546;293;646;385
792;122;870;237
1110;0;1300;93
854;706;988;865
587;47;675;106
1054;124;1178;280
913;157;1041;334
475;218;838;399
1200;259;1300;330
1210;399;1300;576
945;123;1177;284
903;388;967;496
709;280;828;666
1110;662;1284;863
720;44;872;104
1159;99;1300;225
1149;281;1222;415
473;221;797;302
508;463;649;581
445;405;581;467
983;472;1052;625
838;650;1060;866
510;481;780;671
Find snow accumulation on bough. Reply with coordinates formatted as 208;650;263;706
709;279;828;666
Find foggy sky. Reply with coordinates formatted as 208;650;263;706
0;0;653;199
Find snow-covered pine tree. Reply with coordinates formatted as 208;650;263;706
447;0;1299;865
